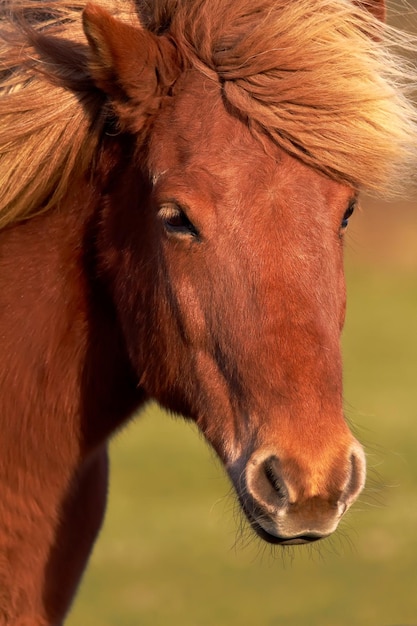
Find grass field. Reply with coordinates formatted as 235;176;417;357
66;197;417;626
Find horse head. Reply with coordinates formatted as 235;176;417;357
82;0;391;544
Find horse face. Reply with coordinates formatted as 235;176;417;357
103;71;363;545
85;8;366;544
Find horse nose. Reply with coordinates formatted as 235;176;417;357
244;444;366;544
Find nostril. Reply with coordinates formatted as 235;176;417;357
263;456;288;502
349;453;361;492
341;445;366;509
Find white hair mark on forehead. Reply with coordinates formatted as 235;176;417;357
152;170;168;186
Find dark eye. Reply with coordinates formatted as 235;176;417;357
341;200;356;230
159;204;199;239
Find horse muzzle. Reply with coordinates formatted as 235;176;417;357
229;442;366;545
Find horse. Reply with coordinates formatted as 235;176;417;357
0;0;416;623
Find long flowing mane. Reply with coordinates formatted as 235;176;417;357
0;0;416;228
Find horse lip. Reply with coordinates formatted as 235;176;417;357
240;498;331;545
250;520;293;545
277;534;328;545
250;518;328;545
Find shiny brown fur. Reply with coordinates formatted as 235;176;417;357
0;0;416;624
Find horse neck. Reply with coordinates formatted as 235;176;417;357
0;180;144;464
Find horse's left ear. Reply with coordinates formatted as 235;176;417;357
355;0;386;22
82;3;181;133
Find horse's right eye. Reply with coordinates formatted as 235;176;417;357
158;204;199;239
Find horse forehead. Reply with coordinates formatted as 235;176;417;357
148;71;276;175
148;70;352;216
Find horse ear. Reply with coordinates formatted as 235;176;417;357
82;3;181;132
355;1;386;22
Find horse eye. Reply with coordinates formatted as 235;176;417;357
341;200;356;230
159;204;199;238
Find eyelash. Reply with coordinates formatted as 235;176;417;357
159;203;199;238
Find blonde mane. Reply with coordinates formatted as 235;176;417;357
1;0;417;228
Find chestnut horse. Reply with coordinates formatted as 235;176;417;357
0;0;416;623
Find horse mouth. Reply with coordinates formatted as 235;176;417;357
240;500;330;545
248;516;326;545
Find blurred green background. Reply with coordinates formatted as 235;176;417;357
67;4;417;625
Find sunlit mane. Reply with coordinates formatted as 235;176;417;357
1;0;416;228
